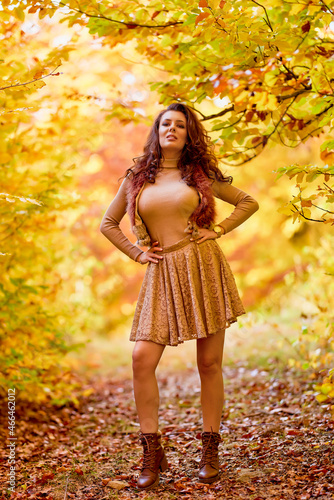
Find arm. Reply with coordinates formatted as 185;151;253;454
212;179;259;234
100;177;144;262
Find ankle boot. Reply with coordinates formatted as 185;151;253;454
137;430;168;490
198;430;221;484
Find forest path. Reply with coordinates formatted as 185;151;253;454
1;365;333;500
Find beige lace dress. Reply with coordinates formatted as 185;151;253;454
100;167;259;346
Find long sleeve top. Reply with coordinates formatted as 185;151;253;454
100;168;259;262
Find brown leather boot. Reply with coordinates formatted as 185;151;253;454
198;430;221;484
137;430;168;490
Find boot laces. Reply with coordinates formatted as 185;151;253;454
139;433;160;472
200;432;220;467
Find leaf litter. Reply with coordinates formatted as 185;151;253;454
0;364;333;499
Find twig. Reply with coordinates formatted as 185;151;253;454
64;475;70;500
311;203;334;214
324;182;334;193
0;65;61;91
250;0;273;31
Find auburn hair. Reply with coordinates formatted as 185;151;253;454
124;103;232;230
124;102;232;186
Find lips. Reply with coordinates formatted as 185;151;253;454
167;134;177;140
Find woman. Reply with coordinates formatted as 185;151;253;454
100;103;259;490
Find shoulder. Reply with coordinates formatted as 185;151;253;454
210;177;233;194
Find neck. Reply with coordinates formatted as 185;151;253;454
160;156;180;169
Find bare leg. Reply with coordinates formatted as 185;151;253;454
132;340;165;433
197;329;225;432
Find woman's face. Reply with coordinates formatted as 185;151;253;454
158;110;188;155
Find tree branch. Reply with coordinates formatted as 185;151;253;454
58;1;183;29
319;0;334;15
201;105;234;121
292;204;326;223
0;66;61;91
250;0;273;31
303;103;333;126
324;182;334;194
311;203;334;214
277;86;312;102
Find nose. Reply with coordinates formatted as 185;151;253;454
168;125;175;132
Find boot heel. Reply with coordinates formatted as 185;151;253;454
159;453;168;472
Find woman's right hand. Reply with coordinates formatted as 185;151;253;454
137;241;163;264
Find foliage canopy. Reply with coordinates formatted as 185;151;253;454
12;0;334;223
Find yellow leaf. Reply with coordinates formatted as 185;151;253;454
267;94;278;111
308;5;321;15
235;90;250;103
296;172;304;183
316;394;328;403
14;7;25;21
0;153;12;164
82;388;94;397
290;4;306;15
321;383;334;395
210;0;220;8
30;81;47;90
302;208;311;219
277;205;293;216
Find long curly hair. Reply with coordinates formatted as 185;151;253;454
125;102;232;186
125;103;233;235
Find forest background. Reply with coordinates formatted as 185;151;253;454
0;0;333;411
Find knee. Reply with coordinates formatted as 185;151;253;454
132;346;154;377
197;356;222;377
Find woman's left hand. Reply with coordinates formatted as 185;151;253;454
190;228;218;244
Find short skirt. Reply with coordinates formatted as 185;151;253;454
130;236;246;346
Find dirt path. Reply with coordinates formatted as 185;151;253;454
1;365;333;499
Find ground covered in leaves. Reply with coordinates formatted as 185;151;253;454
1;364;333;500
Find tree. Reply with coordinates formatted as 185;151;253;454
0;6;104;402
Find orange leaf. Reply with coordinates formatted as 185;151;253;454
301;200;312;207
287;429;302;436
199;0;208;6
195;12;210;24
220;0;226;7
320;149;334;165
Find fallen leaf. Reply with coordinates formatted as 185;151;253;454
105;480;130;490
